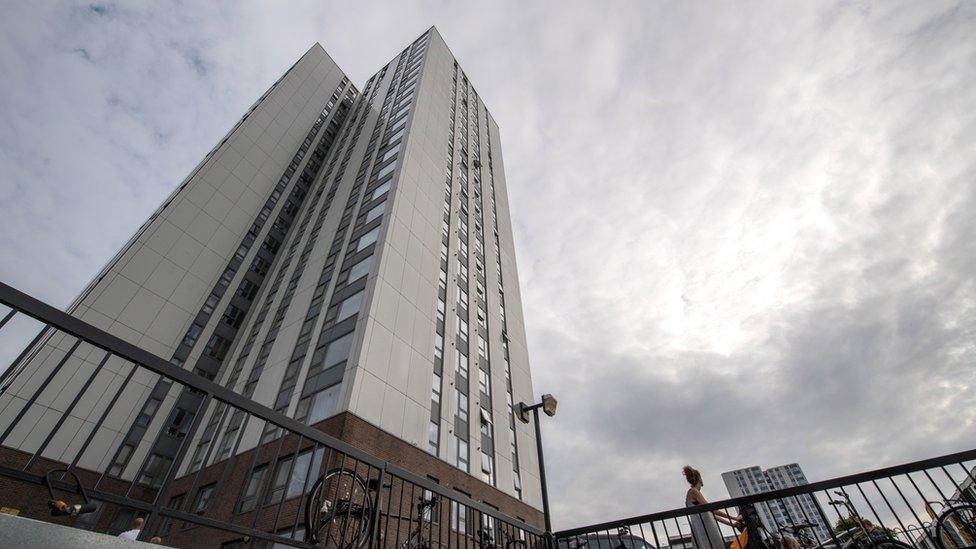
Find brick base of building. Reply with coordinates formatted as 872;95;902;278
0;411;542;547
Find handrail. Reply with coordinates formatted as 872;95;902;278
0;280;543;536
555;448;976;538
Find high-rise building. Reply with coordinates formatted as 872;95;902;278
722;463;830;541
0;26;542;538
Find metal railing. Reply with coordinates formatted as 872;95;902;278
0;281;544;548
554;450;976;549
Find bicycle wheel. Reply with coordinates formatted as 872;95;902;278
305;467;373;548
935;503;976;549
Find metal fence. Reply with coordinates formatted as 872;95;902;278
0;280;544;548
554;450;976;549
3;277;976;549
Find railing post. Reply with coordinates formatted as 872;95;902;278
368;462;387;548
140;392;213;542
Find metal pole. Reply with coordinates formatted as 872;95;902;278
532;407;554;548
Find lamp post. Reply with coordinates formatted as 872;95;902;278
516;394;557;542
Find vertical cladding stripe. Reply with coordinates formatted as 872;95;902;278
113;78;354;482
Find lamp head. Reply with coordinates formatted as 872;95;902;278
542;394;557;417
515;402;530;424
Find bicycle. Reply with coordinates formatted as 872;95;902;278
478;525;528;549
928;499;976;549
821;491;912;549
303;467;446;549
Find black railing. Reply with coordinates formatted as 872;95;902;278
0;280;544;548
3;277;975;549
555;450;976;549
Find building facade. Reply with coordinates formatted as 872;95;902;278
722;463;830;541
0;27;542;540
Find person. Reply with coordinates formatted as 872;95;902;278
683;465;741;549
118;516;144;540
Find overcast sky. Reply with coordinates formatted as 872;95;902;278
1;0;975;531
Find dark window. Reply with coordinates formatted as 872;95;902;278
222;304;246;329
238;466;267;513
192;483;216;514
138;454;173;488
204;335;231;361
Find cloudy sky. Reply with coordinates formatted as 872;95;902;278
2;0;975;530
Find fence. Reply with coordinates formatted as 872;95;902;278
3;276;975;549
0;280;544;548
554;450;976;549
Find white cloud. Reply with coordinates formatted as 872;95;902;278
1;0;974;532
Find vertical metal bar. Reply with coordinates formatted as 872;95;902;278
367;462;387;548
140;392;213;541
0;337;82;444
659;516;672;549
293;444;328;540
395;478;411;549
953;463;976;489
322;452;348;546
208;412;253;509
0;308;16;330
888;476;935;545
810;491;844;549
251;428;288;531
63;362;137;479
0;325;51;394
25;350;111;470
271;434;304;533
866;481;910;536
181;402;231;512
932;467;962;498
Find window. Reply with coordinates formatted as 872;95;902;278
139;454;173;488
305;384;341;424
136;398;161;427
427;422;439;454
266;448;325;503
456;390;468;424
363;202;385;225
183;323;204;347
204;334;231;361
189;483;215;514
431;373;441;404
477;336;488;359
481;451;494;483
370;179;392;202
318;332;354;371
166;407;196;438
356;227;380;251
450;500;467;533
335;291;364;322
381;143;401;163
457;316;469;340
159;494;183;534
479;369;490;397
456;438;469;473
375;162;397;181
222;305;246;328
347;256;371;284
202;294;220;315
252;527;307;549
237;278;258;300
238;466;266;513
456;350;468;378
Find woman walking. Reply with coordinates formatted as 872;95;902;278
683;465;742;549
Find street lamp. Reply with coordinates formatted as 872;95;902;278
516;394;557;540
